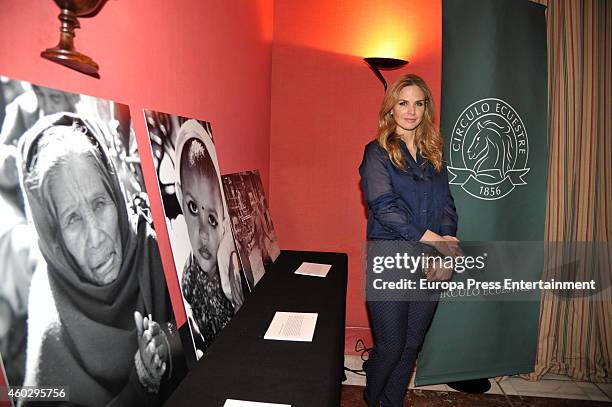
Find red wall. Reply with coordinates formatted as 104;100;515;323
270;0;442;351
0;0;442;350
0;0;274;326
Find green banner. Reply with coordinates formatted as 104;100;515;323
415;0;548;385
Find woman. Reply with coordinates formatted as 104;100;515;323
19;113;180;406
359;74;461;407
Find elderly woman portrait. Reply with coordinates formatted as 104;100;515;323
18;113;181;406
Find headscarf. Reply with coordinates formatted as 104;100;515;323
19;113;170;405
174;119;228;220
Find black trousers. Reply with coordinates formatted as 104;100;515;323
364;298;439;407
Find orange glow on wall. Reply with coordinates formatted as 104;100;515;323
274;0;440;62
360;28;413;61
272;0;442;333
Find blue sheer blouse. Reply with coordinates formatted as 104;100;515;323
359;140;458;241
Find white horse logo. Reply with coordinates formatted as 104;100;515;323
467;120;513;182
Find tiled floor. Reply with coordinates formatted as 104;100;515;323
341;385;611;406
343;355;612;404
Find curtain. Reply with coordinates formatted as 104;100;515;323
527;0;611;382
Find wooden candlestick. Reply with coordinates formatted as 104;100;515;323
41;0;105;78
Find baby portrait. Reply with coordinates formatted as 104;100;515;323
144;113;245;360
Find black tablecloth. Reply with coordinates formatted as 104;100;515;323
165;250;348;407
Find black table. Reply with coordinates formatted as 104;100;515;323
165;250;348;407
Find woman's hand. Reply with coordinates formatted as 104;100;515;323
217;219;245;310
441;235;463;257
426;261;454;282
420;230;463;257
134;311;169;391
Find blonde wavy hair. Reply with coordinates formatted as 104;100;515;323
376;74;444;172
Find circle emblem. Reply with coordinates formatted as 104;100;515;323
448;98;530;200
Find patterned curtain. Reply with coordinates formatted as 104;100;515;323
527;0;611;382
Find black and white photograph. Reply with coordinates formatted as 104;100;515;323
0;353;9;404
222;170;280;289
143;111;246;360
0;77;185;406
